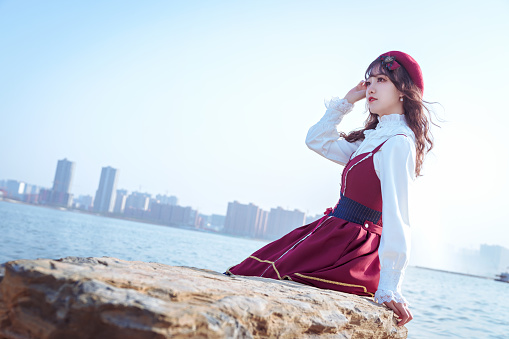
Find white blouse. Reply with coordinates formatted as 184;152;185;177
305;97;416;305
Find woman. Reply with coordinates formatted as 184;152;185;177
226;51;434;327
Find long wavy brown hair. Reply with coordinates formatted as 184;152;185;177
339;58;436;176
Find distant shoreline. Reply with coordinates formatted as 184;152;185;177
0;198;270;242
413;265;496;281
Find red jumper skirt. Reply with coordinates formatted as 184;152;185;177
227;138;398;297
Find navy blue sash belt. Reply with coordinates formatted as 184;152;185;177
328;194;382;225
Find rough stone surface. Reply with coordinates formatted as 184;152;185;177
0;257;407;338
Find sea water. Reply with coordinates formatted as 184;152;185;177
1;201;506;338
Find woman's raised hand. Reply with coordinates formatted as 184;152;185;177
344;80;367;104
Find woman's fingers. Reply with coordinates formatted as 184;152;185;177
357;80;366;90
403;305;413;326
393;302;412;326
383;301;413;327
383;301;400;317
354;81;366;94
344;80;367;104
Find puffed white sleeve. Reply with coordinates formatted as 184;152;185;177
374;135;416;305
305;97;361;165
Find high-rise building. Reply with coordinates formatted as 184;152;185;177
155;194;178;206
223;201;268;238
265;207;306;240
74;195;94;211
210;214;226;229
48;158;75;207
52;158;75;194
18;184;40;204
22;184;32;203
38;188;52;205
150;203;198;228
255;209;269;238
197;213;226;231
5;180;25;200
93;166;119;213
113;189;128;214
125;192;151;211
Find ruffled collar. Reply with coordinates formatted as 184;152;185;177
375;114;407;130
362;113;411;139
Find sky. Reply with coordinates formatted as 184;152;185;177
1;0;509;261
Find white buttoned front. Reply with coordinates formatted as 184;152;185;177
364;223;369;228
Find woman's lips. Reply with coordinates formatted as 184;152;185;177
368;97;377;102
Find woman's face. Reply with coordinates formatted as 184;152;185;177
365;70;404;117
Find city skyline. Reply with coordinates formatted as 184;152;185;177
0;163;316;242
0;156;318;218
1;1;508;253
0;163;315;224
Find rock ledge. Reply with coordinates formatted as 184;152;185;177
0;257;407;338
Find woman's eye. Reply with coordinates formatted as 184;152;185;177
365;81;371;86
377;77;385;82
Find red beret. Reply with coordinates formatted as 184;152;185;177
379;51;424;95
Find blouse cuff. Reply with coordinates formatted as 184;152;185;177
374;289;408;305
374;269;408;305
324;96;354;112
318;97;353;125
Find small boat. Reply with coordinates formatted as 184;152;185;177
495;270;509;283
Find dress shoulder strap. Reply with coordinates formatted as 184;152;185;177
371;134;407;154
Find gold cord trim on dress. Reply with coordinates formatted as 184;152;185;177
293;273;374;297
228;257;373;297
248;256;282;280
